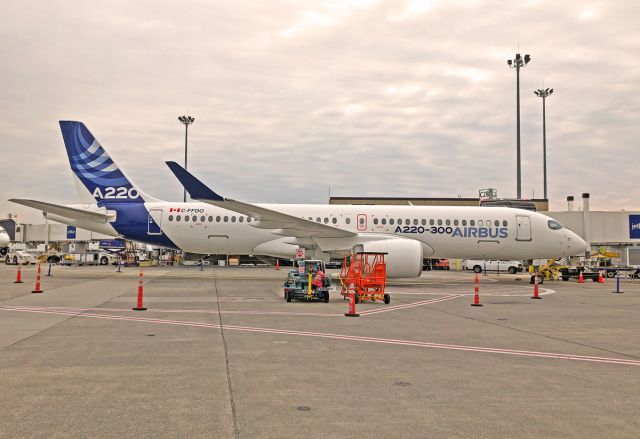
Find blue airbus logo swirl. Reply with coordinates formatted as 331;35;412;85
59;121;142;204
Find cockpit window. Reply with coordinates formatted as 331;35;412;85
548;220;563;230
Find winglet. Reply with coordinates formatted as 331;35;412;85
165;161;224;201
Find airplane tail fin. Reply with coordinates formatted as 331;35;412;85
59;121;159;204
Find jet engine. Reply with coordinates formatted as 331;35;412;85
355;238;423;278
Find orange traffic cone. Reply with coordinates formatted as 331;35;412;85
471;274;482;306
14;258;23;283
578;272;584;284
531;271;541;299
598;272;604;283
31;263;44;293
275;259;280;270
132;269;147;311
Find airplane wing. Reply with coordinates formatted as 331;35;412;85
165;162;356;239
9;199;114;223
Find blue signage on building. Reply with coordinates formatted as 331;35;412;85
630;215;640;239
99;240;125;248
66;226;77;239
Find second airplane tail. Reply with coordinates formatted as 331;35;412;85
59;121;158;205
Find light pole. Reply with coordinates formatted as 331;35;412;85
178;115;195;202
507;53;531;199
534;88;553;200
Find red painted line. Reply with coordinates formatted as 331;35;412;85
2;305;639;366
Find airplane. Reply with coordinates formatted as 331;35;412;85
0;226;10;255
10;121;588;278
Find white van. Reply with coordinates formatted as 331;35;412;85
464;259;523;274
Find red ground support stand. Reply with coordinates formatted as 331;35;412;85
340;252;390;304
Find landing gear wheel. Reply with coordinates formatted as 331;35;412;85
383;293;391;304
285;291;292;302
508;267;517;274
473;266;482;273
530;275;544;284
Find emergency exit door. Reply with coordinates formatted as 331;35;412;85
516;215;531;241
148;209;163;235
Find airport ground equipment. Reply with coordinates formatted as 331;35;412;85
283;259;330;303
536;258;564;281
559;267;600;282
339;252;390;304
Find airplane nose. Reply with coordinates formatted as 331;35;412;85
568;231;588;255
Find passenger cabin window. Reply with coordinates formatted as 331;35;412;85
185;216;190;222
332;218;337;224
437;219;442;226
445;219;451;226
421;219;426;225
224;216;228;222
470;220;475;226
390;219;395;225
413;219;418;225
454;219;459;226
176;215;182;221
548;220;563;230
208;216;213;222
373;218;379;225
345;218;351;224
494;220;499;227
430;219;435;226
324;218;329;224
502;220;508;227
239;216;244;223
201;215;206;222
168;215;174;221
462;220;467;226
382;218;387;225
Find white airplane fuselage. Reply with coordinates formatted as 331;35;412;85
48;201;586;261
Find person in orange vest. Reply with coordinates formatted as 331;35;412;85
312;267;326;290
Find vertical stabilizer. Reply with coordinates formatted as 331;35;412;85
59;121;159;205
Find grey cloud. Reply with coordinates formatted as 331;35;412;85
1;0;639;223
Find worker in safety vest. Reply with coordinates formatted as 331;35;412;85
312;269;326;289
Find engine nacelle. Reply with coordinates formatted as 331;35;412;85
356;238;423;278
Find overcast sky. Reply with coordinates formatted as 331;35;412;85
1;0;638;223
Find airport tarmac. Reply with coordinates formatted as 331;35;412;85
1;264;639;439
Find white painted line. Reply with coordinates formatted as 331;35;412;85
1;306;639;367
358;294;461;315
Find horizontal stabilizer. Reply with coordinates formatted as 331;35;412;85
165;161;224;201
9;199;114;223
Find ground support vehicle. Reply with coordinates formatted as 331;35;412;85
535;258;565;282
559;267;601;282
59;252;116;266
4;251;38;265
340;252;390;304
283;259;330;303
464;259;523;274
597;267;640;279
